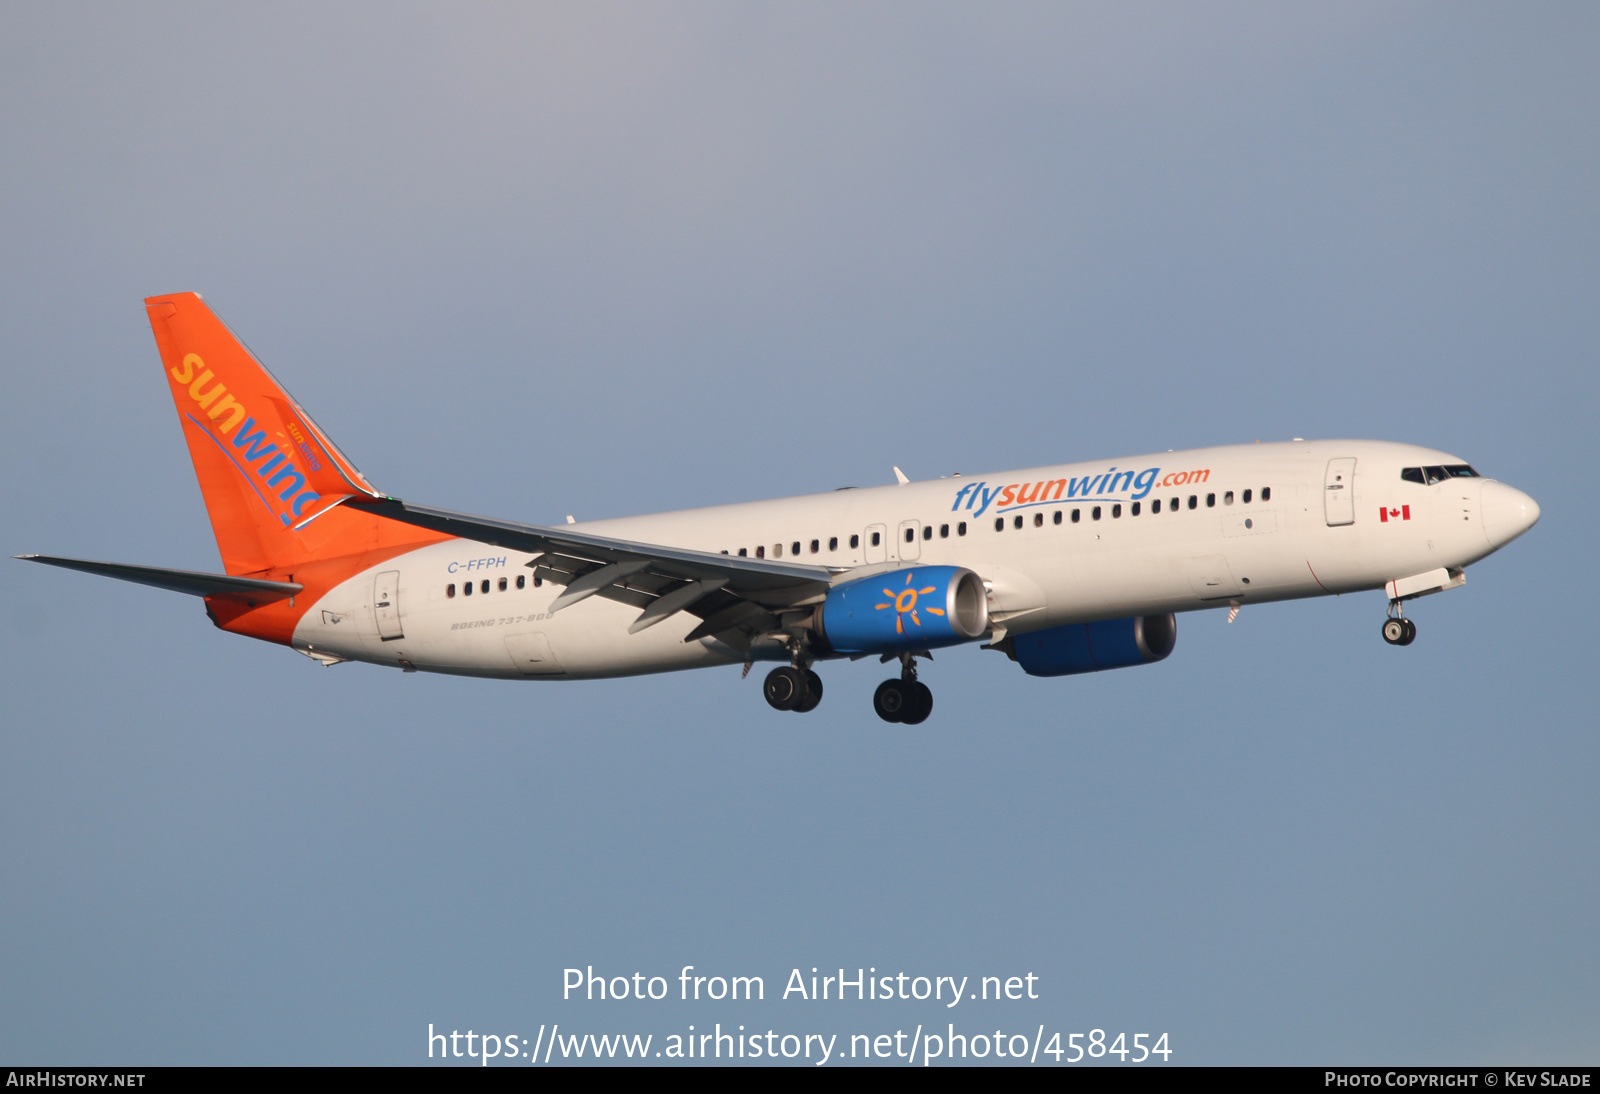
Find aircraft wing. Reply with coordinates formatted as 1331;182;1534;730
346;497;838;642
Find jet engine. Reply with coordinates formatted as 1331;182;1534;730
815;566;989;655
1004;614;1176;677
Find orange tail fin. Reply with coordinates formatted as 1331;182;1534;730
146;292;436;575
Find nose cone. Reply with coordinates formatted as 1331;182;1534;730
1480;481;1541;549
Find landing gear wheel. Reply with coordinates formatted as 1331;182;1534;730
764;666;807;711
873;679;907;723
900;681;933;725
793;670;824;713
1382;619;1406;645
1399;618;1416;646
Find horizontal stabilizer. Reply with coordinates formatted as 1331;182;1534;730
16;555;303;601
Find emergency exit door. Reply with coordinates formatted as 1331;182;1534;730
898;520;922;561
1324;458;1356;526
373;570;404;640
864;523;887;564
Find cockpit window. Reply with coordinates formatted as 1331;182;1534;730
1403;464;1479;484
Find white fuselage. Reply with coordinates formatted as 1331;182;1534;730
290;440;1530;679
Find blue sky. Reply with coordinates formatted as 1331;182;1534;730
2;2;1596;1064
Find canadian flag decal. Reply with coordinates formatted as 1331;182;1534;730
1378;505;1411;523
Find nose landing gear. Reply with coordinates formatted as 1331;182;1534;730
1381;603;1417;646
873;654;933;725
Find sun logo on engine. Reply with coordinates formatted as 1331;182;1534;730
876;571;944;635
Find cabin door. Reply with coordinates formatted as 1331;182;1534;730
373;570;404;641
1324;458;1357;526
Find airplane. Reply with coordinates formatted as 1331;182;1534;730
19;293;1541;724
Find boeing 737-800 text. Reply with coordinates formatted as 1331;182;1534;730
19;293;1541;723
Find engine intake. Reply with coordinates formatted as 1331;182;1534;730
817;566;989;655
1006;614;1176;677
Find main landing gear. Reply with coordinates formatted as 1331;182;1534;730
762;653;935;723
1381;602;1417;646
763;665;823;713
873;654;933;725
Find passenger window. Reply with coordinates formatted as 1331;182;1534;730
1206;493;1216;508
463;581;472;596
957;522;967;536
1053;510;1062;525
1400;467;1425;484
756;546;765;558
1092;506;1102;520
1112;503;1122;518
1152;499;1161;513
1242;489;1252;503
850;534;860;549
1171;496;1179;511
738;548;748;556
810;539;819;553
994;517;1004;532
829;537;838;551
533;575;542;587
516;574;526;589
870;532;880;547
923;525;933;540
1224;491;1234;505
498;577;507;592
1013;515;1023;529
773;543;783;558
446;583;456;598
792;541;801;556
1261;487;1271;501
1424;466;1449;486
939;524;949;538
481;580;490;594
1071;509;1080;523
1131;501;1140;516
1188;495;1197;510
1033;513;1043;527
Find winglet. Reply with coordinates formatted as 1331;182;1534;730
893;467;910;485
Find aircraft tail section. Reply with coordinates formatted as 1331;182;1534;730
145;292;443;577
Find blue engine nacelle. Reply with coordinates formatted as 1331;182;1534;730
816;566;989;655
1005;614;1176;677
